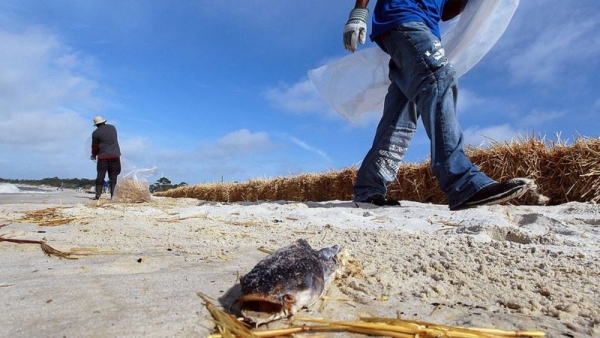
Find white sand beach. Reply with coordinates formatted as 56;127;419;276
0;187;598;337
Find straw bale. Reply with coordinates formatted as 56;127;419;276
155;136;600;205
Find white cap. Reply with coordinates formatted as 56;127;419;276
93;116;107;125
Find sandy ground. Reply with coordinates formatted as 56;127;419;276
0;188;599;337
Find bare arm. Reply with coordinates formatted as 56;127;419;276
353;0;369;9
442;0;468;21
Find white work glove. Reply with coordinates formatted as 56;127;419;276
343;7;369;53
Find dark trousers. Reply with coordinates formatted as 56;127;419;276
96;158;122;186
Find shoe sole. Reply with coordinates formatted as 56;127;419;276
355;197;401;207
457;178;536;210
464;185;528;207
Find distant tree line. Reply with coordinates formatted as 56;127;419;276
149;177;188;193
0;177;95;189
1;176;188;193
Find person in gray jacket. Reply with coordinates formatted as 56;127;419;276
91;116;121;200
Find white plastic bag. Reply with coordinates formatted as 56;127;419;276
113;166;158;203
308;0;520;121
308;47;391;121
443;0;520;76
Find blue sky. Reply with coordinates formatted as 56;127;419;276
1;1;599;185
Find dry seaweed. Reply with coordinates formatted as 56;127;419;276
0;236;76;259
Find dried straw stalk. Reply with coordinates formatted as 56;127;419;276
298;317;545;337
198;293;544;338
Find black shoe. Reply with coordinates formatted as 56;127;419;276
361;195;400;206
452;178;534;210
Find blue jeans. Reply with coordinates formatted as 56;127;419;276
353;22;494;209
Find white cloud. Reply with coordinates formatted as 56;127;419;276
0;27;104;152
0;110;89;150
352;111;385;128
457;88;485;114
0;27;110;180
217;129;274;154
519;109;566;129
82;128;337;184
287;136;332;163
120;137;151;154
0;27;173;183
463;124;518;147
264;79;337;117
0;28;102;108
200;129;276;159
107;129;280;183
116;136;154;171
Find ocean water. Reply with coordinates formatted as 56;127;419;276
0;183;48;194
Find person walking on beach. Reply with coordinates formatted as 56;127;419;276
91;116;121;200
343;0;531;210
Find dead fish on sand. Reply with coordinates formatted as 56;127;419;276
238;239;342;326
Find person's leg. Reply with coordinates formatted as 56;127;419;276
353;67;418;204
95;160;108;200
386;22;529;209
107;158;121;199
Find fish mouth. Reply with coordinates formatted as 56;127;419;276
238;293;290;325
238;294;285;313
239;294;284;313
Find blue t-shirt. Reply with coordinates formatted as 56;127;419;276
370;0;446;41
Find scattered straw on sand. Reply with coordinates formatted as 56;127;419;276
198;292;545;338
16;207;85;226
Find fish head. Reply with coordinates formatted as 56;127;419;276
318;244;343;281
